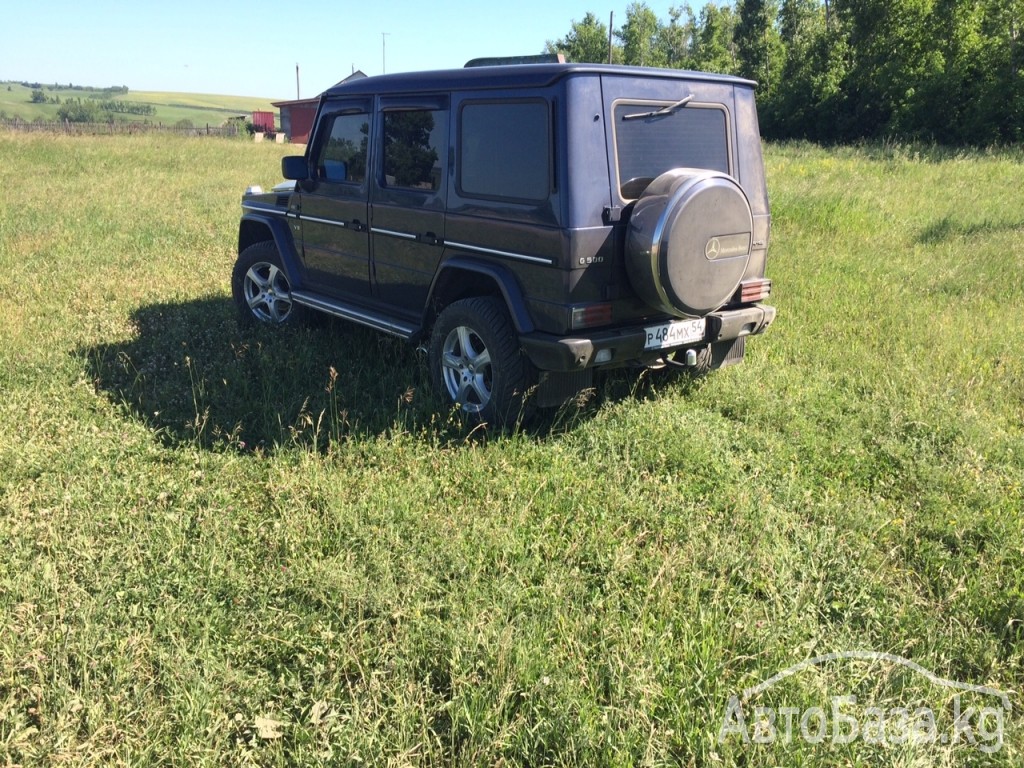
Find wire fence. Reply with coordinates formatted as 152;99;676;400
0;118;244;137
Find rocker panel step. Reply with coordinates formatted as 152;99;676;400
291;290;419;339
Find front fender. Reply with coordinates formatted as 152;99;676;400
238;210;304;289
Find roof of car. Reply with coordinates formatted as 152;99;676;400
323;63;756;98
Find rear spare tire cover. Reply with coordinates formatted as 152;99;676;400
625;168;753;318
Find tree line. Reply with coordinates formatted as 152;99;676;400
19;82;154;123
545;1;1022;144
15;81;129;94
52;98;156;123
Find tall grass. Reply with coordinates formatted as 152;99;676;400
0;133;1021;766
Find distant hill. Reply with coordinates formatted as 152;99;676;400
0;81;279;128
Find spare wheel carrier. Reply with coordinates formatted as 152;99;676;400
625;168;753;318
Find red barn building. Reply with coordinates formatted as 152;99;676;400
251;110;276;133
274;71;367;145
271;98;318;145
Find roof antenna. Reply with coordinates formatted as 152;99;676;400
608;12;614;64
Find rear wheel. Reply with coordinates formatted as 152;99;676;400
429;297;535;425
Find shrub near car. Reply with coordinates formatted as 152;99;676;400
234;63;776;423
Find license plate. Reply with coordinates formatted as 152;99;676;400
643;318;706;350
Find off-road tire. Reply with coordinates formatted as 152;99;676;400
428;297;536;426
231;241;306;327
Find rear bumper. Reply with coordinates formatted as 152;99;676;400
519;303;776;372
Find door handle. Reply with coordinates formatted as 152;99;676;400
418;232;441;246
349;219;366;232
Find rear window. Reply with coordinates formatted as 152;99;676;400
459;101;550;202
613;103;729;198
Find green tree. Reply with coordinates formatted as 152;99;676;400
545;12;618;63
691;3;740;74
832;0;940;138
977;0;1024;141
734;0;784;95
618;2;665;66
57;99;102;123
656;6;698;68
910;0;986;142
30;89;46;103
765;0;850;139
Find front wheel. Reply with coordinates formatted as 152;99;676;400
428;297;535;426
231;241;305;326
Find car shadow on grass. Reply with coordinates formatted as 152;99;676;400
80;295;677;451
81;295;448;451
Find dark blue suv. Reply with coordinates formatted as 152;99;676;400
234;63;775;424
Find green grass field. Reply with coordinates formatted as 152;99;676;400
0;82;278;127
0;131;1021;766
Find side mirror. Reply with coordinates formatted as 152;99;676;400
281;155;308;181
322;159;348;182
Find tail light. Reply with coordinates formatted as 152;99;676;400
736;279;772;304
570;303;613;330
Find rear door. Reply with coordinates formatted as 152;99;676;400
298;99;373;299
370;95;449;314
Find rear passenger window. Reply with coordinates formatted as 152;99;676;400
459;101;550;202
383;109;446;192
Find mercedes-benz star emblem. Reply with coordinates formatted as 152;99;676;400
705;237;721;260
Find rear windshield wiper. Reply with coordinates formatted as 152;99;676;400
622;95;694;121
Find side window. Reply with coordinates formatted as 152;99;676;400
316;112;369;184
383;109;446;192
459;101;550;202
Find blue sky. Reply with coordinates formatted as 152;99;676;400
5;1;689;99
